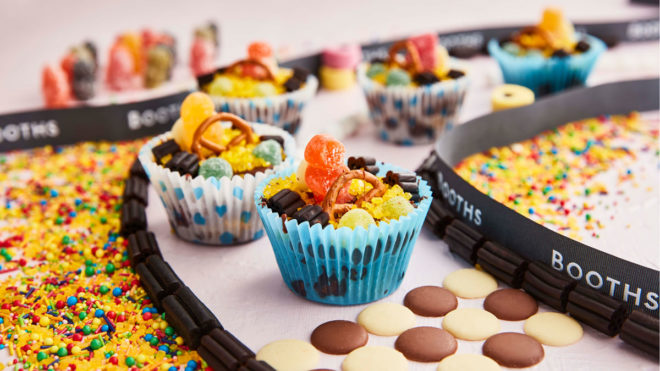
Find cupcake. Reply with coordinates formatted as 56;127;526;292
358;33;470;145
138;92;295;245
488;8;606;96
197;41;318;134
254;134;432;305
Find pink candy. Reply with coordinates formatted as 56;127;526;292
42;64;71;108
189;38;215;76
322;44;362;69
408;33;438;71
106;45;138;91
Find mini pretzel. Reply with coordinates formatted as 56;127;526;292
512;26;557;50
191;113;255;160
225;58;277;82
387;40;422;74
321;169;387;223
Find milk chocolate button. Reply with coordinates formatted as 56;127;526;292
404;286;458;317
311;320;368;355
483;332;544;368
395;326;457;362
484;289;538;321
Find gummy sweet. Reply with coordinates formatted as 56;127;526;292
253;139;283;165
305;164;349;203
382;196;414;220
366;63;386;78
199;157;234;179
304;134;346;168
386;68;411;87
180;92;216;130
338;208;376;230
254;82;278;97
42;65;71;108
207;76;233;96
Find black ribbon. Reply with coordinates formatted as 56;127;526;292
423;78;659;316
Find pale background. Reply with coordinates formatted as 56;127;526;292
0;0;659;370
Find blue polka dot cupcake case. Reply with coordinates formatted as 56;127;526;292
139;123;295;245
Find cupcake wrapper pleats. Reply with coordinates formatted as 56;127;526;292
255;164;433;305
211;75;318;134
139;124;295;245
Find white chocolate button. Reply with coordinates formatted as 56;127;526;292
491;84;535;111
357;302;416;336
343;346;408;371
443;269;498;299
442;308;500;340
437;354;501;371
524;312;583;346
256;339;319;371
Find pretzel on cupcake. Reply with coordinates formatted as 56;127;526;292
322;169;387;223
191;112;255;160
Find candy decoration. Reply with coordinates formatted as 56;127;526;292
267;189;305;216
408;33;438;71
382;196;414;220
199;157;234;179
305;164;349;203
253;139;283;165
106;44;137;91
181;91;216;130
338;208;376;230
208;75;234;96
145;45;173;88
491;84;535;111
413;71;440;86
304;134;346;168
41;64;71;108
347;156;379;174
322;170;386;223
366;63;386;78
292;205;330;227
151;138;181;165
190;37;216;76
386;68;411;87
191;112;255;160
165;151;200;177
71;59;95;100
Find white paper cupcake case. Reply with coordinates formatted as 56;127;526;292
358;63;470;145
211;75;318;134
138;123;295;245
255;164;433;305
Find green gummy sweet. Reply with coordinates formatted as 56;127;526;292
366;63;386;78
502;42;521;56
254;82;278;97
208;76;233;96
199;157;233;179
385;68;411;87
338;209;376;230
382;196;414;220
253;140;282;165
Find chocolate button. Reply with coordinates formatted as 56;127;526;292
394;326;457;362
310;320;368;355
482;332;544;368
484;289;538;321
403;286;458;317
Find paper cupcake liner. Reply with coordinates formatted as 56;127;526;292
254;164;433;305
488;34;606;96
210;75;318;135
138;123;295;245
358;63;470;146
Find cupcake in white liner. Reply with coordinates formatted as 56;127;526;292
198;42;318;134
139;93;295;245
358;34;470;145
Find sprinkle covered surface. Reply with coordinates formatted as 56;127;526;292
454;113;659;254
0;141;203;370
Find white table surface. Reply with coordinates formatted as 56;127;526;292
1;1;659;369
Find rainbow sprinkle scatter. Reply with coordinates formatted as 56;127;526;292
0;141;203;370
455;113;659;243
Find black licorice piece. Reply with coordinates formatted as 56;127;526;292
424;198;453;238
165;152;200;177
129;159;149;181
347;156;379;175
620;310;659;357
152;139;180;164
175;286;223;334
551;49;570;58
162;295;202;349
120;200;147;236
566;284;627;336
292;67;310;82
448;45;481;59
209;328;255;363
127;231;161;268
245;359;276;371
135;263;166;310
292;205;329;227
258;135;284;147
413;71;440;86
200;334;240;370
384;171;419;199
145;255;183;294
575;40;591;53
442;219;484;264
197;345;231;371
522;262;577;312
476;241;528;288
283;77;302;92
266;189;305;216
123;177;149;205
447;69;465;79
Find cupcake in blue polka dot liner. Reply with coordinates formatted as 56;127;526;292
139;92;295;245
488;8;605;96
197;42;318;135
358;33;469;145
254;134;432;305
